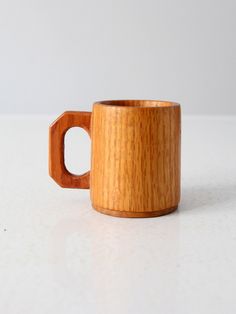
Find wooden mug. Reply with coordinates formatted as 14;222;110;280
49;100;181;218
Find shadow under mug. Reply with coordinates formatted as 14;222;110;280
49;100;181;218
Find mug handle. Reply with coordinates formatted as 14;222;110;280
49;111;91;189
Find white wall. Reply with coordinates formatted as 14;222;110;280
0;0;235;115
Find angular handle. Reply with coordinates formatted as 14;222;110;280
49;111;91;189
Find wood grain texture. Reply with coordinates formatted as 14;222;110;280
90;100;181;218
49;100;181;218
49;111;91;188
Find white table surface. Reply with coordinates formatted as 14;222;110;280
0;114;236;314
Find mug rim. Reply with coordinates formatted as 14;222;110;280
93;99;180;108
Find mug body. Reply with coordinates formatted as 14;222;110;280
90;100;181;218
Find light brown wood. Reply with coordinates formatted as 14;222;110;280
90;100;181;217
93;205;178;218
49;100;181;218
49;111;91;188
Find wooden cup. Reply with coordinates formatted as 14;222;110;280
49;100;181;218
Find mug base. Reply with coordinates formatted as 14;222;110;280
92;204;178;218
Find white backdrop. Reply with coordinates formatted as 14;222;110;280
0;0;235;115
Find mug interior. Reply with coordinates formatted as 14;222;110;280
95;100;179;108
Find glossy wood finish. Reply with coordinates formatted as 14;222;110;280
90;100;181;217
49;100;181;218
49;111;91;188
